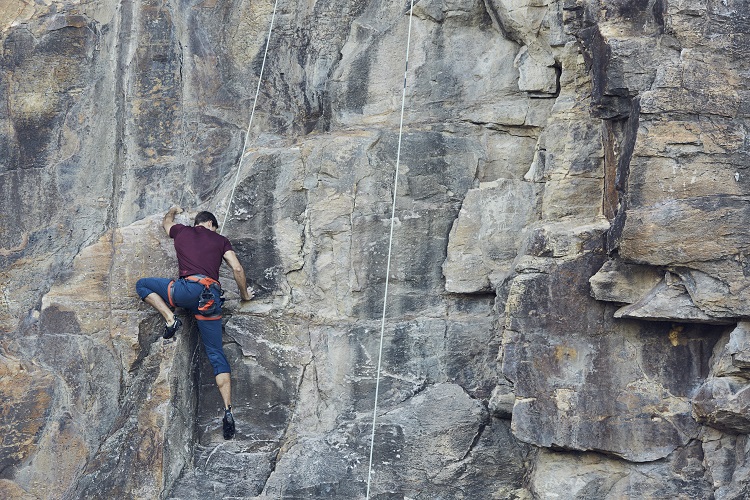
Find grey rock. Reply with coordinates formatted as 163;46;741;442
702;428;750;500
261;383;530;499
614;273;735;325
693;377;750;434
503;224;719;462
168;444;275;499
6;0;750;497
589;259;664;304
704;323;750;381
488;381;515;419
515;45;558;95
727;322;750;371
530;444;713;499
443;179;535;293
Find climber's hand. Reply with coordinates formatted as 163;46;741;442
241;287;255;302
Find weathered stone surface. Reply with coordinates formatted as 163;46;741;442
203;316;309;441
589;259;663;304
443;180;535;293
261;383;530;499
515;45;558;95
5;0;750;497
503;223;720;462
726;322;750;372
70;328;198;499
673;264;750;318
0;217;199;498
694;323;750;434
530;444;713;499
594;261;750;323
614;273;735;325
702;427;750;500
169;443;275;499
488;380;516;419
603;0;750;323
693;377;750;434
0;355;55;484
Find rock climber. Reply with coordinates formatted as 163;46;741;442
135;206;254;440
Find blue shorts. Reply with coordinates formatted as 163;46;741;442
136;277;230;375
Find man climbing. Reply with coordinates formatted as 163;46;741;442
135;206;254;440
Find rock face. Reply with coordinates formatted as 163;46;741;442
3;0;750;498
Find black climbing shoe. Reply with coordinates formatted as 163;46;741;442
223;407;235;440
163;317;182;339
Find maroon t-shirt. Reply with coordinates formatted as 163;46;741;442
169;224;233;281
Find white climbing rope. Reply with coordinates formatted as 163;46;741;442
219;0;280;235
366;1;415;497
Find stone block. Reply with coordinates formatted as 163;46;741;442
503;230;719;462
589;259;663;304
443;180;535;293
693;377;750;434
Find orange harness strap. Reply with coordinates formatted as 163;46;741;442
194;313;222;321
185;275;220;287
184;275;222;320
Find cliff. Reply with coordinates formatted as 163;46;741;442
2;0;750;498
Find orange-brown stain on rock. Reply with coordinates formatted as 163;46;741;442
555;345;578;361
668;325;684;347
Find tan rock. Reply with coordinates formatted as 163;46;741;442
515;45;558;95
589;259;664;304
443;180;534;293
0;355;55;485
614;273;734;325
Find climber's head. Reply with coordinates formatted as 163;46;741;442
194;211;219;231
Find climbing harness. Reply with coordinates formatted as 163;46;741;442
366;1;415;498
167;275;223;319
219;0;280;235
185;275;223;317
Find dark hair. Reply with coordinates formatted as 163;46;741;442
194;211;219;229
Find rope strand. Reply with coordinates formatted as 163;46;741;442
220;0;280;235
365;1;415;497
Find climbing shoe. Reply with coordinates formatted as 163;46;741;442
163;317;182;339
223;407;235;440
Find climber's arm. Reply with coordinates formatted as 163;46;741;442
223;250;254;301
162;206;183;236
